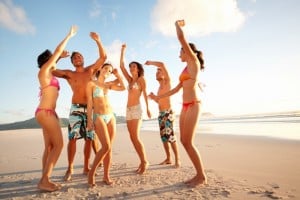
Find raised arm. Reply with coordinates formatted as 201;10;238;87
144;60;170;82
86;32;107;73
55;50;69;64
107;68;126;91
52;69;72;79
119;44;131;82
175;20;195;60
40;25;77;74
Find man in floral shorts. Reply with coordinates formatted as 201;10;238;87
145;60;181;168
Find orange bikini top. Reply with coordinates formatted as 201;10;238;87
179;67;192;83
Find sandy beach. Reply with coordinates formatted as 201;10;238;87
0;124;299;199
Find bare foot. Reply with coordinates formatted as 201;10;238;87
159;159;171;165
103;178;114;185
185;175;207;187
174;160;181;168
83;170;100;176
38;182;60;192
54;182;62;189
64;169;73;181
87;172;96;188
184;176;197;184
82;168;90;175
49;181;62;189
188;178;207;187
136;162;149;174
88;183;97;188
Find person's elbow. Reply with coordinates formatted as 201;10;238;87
52;70;63;78
102;53;107;60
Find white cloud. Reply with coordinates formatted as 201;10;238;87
151;0;246;37
111;11;117;21
89;1;117;22
105;39;123;68
144;40;158;49
89;0;101;18
0;0;35;34
105;40;141;70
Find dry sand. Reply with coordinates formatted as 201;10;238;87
0;124;299;199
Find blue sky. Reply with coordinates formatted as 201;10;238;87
0;0;299;124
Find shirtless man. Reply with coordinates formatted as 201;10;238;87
53;32;106;181
145;60;180;168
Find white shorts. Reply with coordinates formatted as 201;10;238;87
126;104;142;120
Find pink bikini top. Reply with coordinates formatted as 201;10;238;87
39;76;60;97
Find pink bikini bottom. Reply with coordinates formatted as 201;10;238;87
35;108;58;118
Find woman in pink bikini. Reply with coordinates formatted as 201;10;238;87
149;20;206;187
35;25;77;192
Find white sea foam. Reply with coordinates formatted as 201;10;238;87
141;112;300;140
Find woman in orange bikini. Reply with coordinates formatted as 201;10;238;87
35;25;77;192
149;20;206;187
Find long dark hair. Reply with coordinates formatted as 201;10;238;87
129;61;144;77
37;49;52;68
189;43;205;71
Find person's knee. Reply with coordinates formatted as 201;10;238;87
58;141;64;150
53;141;63;152
92;140;100;151
101;142;111;153
129;133;139;143
180;137;192;148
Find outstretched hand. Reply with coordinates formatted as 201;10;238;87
121;44;126;51
112;68;118;75
175;19;185;27
69;25;78;37
60;50;70;58
90;32;100;41
87;121;94;132
148;92;158;103
147;109;152;119
144;60;152;66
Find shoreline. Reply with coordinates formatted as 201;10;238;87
0;127;299;199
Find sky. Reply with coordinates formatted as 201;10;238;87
0;0;300;124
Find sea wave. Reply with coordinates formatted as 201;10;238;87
141;111;300;140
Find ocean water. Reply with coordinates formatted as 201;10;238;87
141;112;300;140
